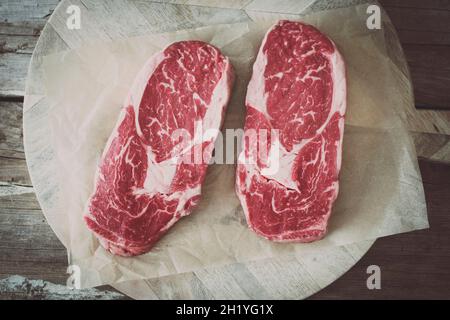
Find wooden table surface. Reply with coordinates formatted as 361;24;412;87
0;0;449;299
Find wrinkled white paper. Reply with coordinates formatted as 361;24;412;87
42;4;428;288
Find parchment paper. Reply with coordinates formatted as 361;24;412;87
42;4;428;288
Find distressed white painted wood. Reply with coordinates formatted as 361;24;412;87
23;0;421;299
0;275;126;300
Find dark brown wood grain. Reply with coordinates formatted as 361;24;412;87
378;0;450;10
380;0;450;109
311;159;450;299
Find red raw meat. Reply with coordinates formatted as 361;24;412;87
236;21;346;242
85;41;234;256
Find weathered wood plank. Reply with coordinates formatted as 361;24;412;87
0;21;46;99
0;0;60;22
0;197;126;298
0;193;66;284
0;34;38;55
0;101;24;158
0;20;45;35
0;276;127;300
0;192;40;210
0;0;55;98
0;251;67;285
0;53;32;99
0;157;32;186
0;100;34;197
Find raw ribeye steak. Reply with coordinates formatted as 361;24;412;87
236;20;346;242
85;41;234;256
